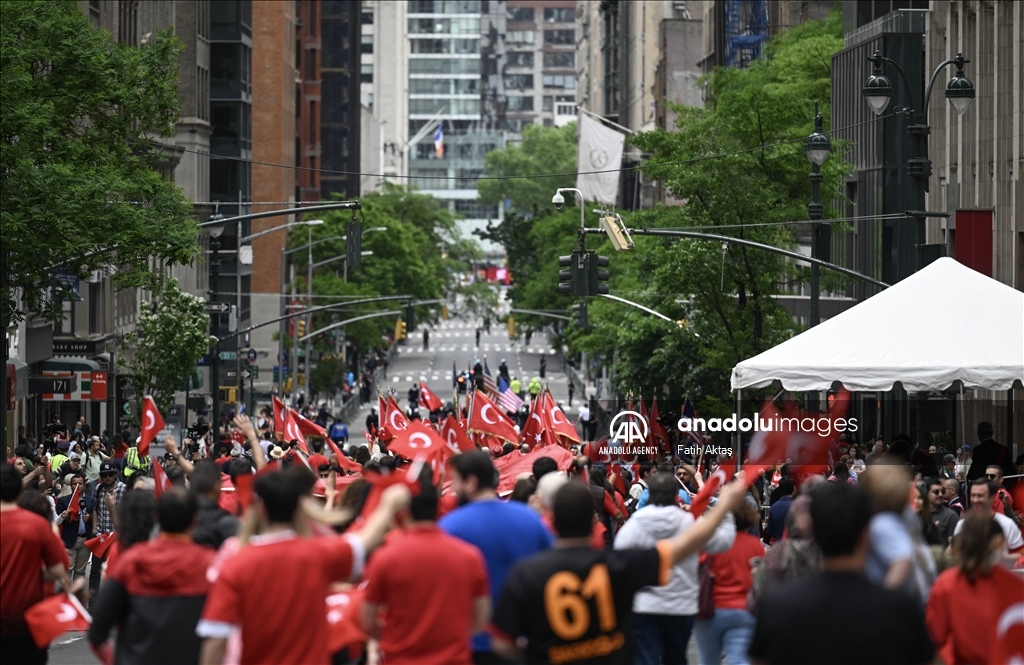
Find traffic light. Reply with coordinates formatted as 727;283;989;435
588;252;610;295
507;316;515;337
395;319;407;340
441;304;449;320
573;301;588;328
405;303;415;332
297;318;306;338
558;250;587;297
218;387;237;404
346;219;362;268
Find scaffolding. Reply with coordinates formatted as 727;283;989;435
724;0;769;68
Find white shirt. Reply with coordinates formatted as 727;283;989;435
954;511;1024;555
578;406;591;422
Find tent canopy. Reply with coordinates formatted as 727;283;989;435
731;258;1024;392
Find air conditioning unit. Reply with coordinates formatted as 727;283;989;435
87;270;103;284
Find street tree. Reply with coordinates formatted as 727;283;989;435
477;123;576;215
119;278;214;420
1;1;197;325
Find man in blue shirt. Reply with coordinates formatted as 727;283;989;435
328;419;349;447
439;450;554;665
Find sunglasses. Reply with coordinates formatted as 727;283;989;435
100;472;116;478
985;474;998;479
929;489;943;495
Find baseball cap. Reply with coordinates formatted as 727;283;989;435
961;444;971;452
99;462;117;474
57;441;70;450
943;453;956;463
68;452;81;461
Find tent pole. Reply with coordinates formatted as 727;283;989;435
734;389;742;473
958;383;965;449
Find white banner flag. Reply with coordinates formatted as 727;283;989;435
576;113;625;205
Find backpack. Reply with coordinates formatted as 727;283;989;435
626;479;647;513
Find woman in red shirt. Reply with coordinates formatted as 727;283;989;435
694;497;765;665
926;514;1024;665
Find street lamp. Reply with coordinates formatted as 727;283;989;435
207;221;225;435
860;50;976;281
805;105;831;329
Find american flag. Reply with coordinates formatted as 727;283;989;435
497;375;524;413
679;396;704;447
482;358;498;396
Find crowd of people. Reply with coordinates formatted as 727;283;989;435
2;405;1022;665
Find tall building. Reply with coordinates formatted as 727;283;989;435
321;0;362;200
247;0;321;398
5;1;215;444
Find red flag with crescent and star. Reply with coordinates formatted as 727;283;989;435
271;395;288;438
520;396;546;448
387;419;446;464
418;382;443;412
440;414;473;459
467;390;519;443
138;396;165;457
282;405;310;455
385;396;410;432
542;390;581;445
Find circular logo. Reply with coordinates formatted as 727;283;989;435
589;148;610;169
609;411;649;444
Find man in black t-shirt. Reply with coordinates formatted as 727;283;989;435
490;474;748;664
747;482;935;665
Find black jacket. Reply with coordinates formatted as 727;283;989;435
55;494;95;548
190;496;239;549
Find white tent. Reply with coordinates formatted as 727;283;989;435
731;257;1024;392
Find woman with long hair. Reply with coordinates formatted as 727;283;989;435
926;515;1023;665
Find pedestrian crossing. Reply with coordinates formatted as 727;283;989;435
395;345;556;355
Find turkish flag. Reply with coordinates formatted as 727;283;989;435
587;437;613;464
468;390;519;444
355;465;423;525
650;398;672;453
138;396;165;457
542;391;581;444
992;575;1024;665
295;411;328;439
66;484;82;522
744;391;849;481
440;414;473;459
272;395;287;438
378;393;388;428
689;462;735;516
282;406;309;454
419;381;443;412
388;419;446;463
385;396;409;432
25;593;91;648
494;445;576;494
326;586;368;656
85;532;118;558
323;436;361;473
520;397;546;448
153;461;172;498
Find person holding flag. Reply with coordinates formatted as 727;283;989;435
1;463;72;665
55;475;94;583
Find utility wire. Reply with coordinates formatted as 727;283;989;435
650;212;907;233
150;112;895;183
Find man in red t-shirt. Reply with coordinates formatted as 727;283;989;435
361;467;490;665
305;439;330;471
197;467;410;665
1;463;71;664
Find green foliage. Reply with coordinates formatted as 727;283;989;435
119;279;214;419
485;12;850;411
1;1;198;324
477;123;576;215
289;186;477;385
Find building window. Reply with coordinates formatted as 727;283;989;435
505;30;534;44
197;1;209;38
409;58;481;75
602;6;620;116
543;52;574;68
308;1;317;36
361;6;373;24
360;64;373;83
506;96;534;111
410;38;480;54
503;74;533;89
197;66;210;121
544;29;574;45
361;34;373;54
544;7;575;23
506;52;533;67
410;98;480;115
309;101;316;141
543;95;553;111
507;7;534;22
542;74;575;89
88;0;100;26
454;200;499;218
118;0;138;45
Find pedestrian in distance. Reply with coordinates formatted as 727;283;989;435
423;327;429;350
539;356;547;379
568;381;575;407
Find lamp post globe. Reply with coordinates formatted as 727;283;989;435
805;126;831;167
862;71;893;116
945;71;975;116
